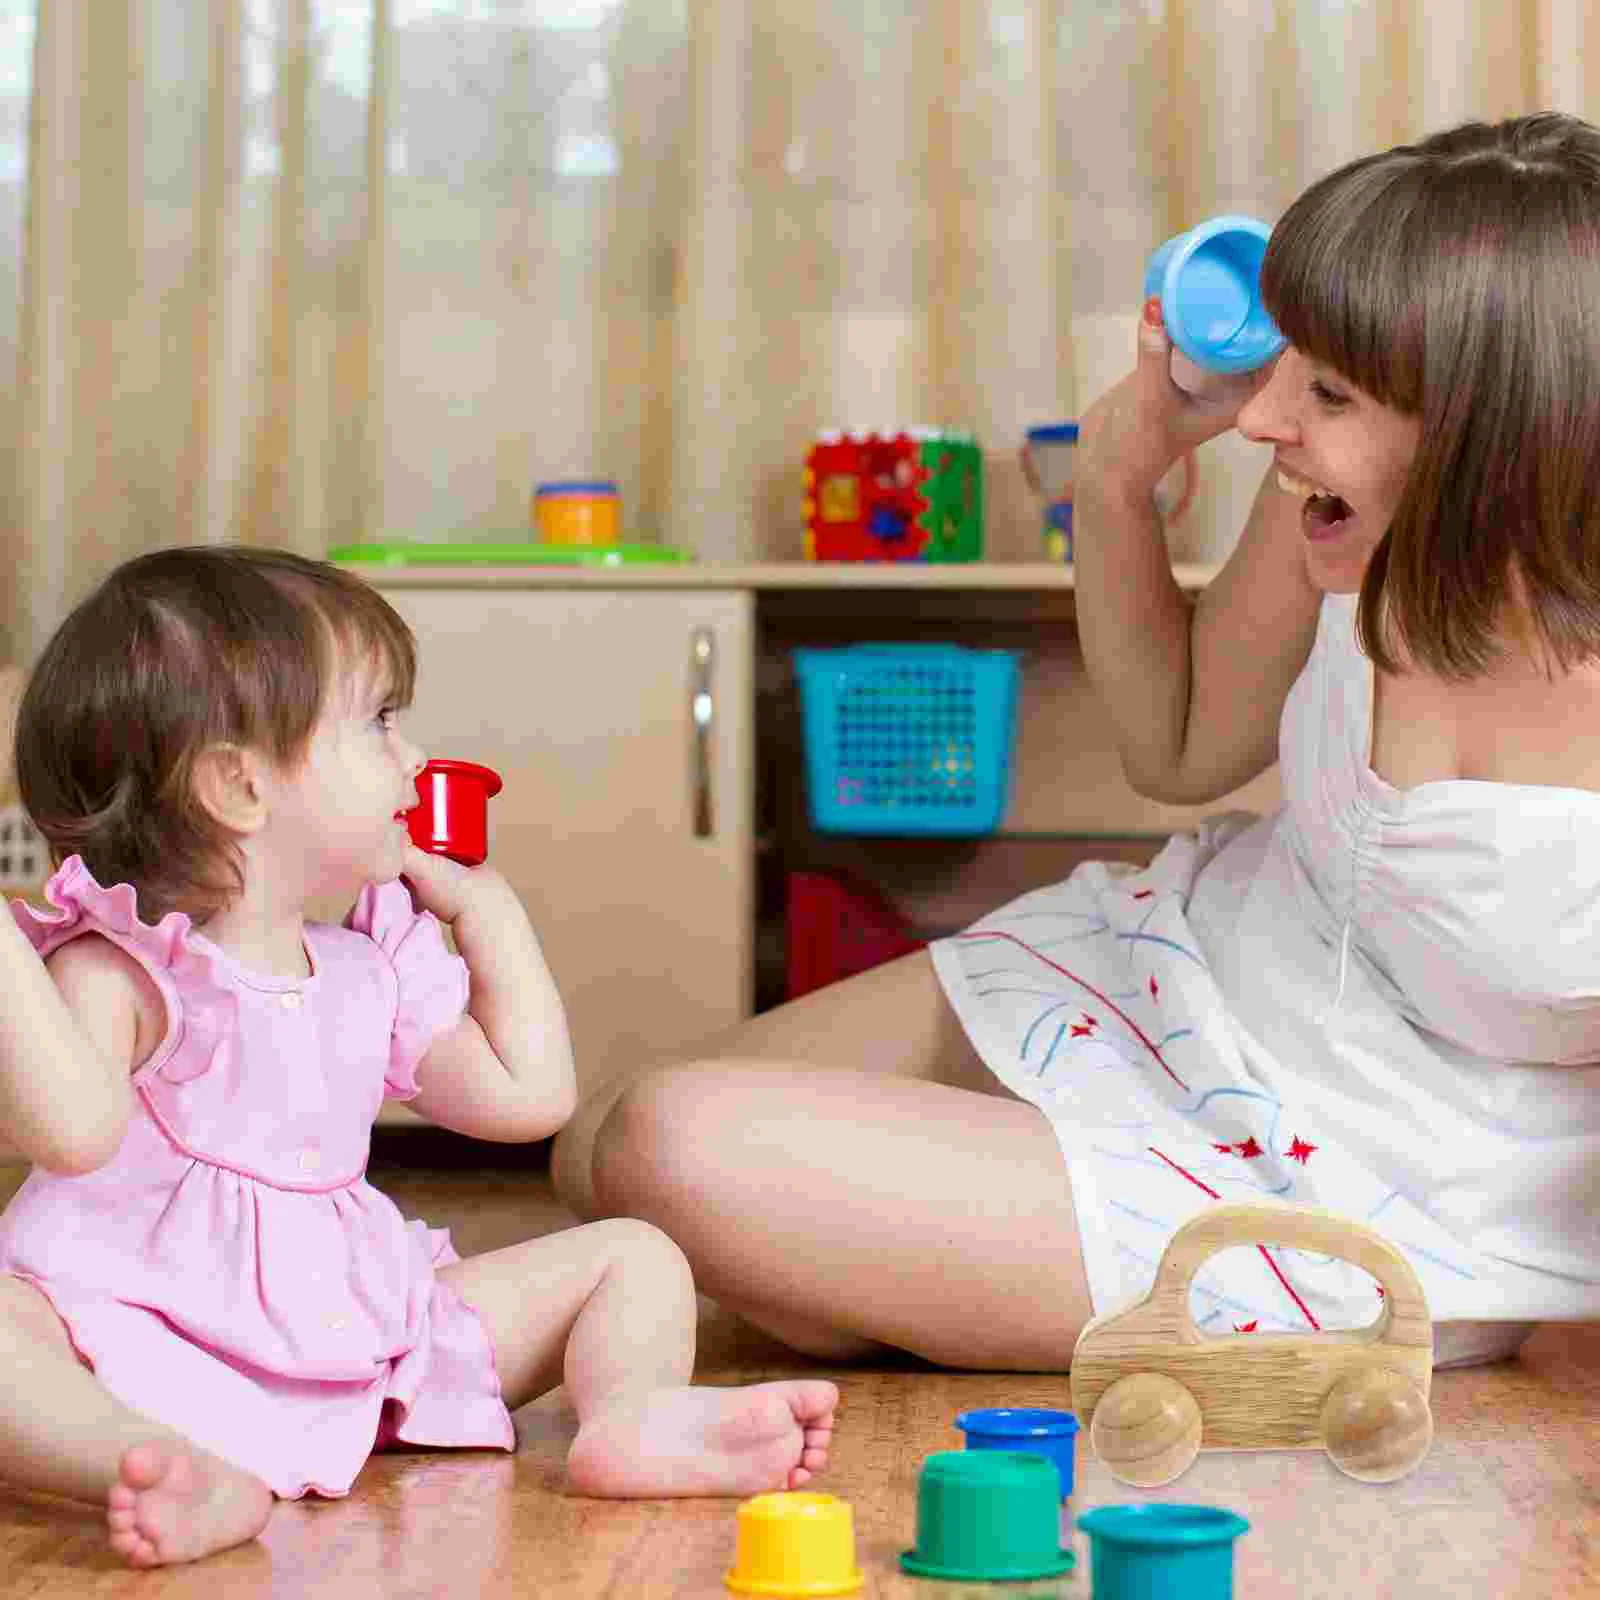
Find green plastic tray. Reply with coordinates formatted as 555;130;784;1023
328;541;692;567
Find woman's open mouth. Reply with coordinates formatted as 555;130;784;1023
1277;466;1353;543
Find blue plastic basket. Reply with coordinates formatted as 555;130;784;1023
792;643;1021;836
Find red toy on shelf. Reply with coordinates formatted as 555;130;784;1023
803;428;983;563
785;870;925;1000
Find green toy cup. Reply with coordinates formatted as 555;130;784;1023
1076;1504;1250;1600
899;1451;1075;1582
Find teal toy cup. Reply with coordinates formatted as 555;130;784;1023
955;1406;1079;1501
1076;1504;1251;1600
900;1451;1075;1583
1144;215;1284;389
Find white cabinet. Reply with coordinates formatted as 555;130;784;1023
377;586;754;1115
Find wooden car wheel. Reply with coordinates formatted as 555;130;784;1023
1089;1372;1203;1487
1319;1366;1434;1483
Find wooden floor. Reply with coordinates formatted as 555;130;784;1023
0;1128;1595;1599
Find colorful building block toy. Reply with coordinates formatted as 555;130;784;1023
803;428;982;562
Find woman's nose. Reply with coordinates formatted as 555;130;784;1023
1235;352;1297;445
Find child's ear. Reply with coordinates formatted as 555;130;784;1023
191;742;270;836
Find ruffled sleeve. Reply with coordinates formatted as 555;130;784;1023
10;855;198;1077
12;855;192;969
345;880;470;1100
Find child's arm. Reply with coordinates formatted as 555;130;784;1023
391;844;577;1144
0;910;136;1174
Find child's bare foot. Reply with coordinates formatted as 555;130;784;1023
105;1441;274;1568
565;1379;839;1498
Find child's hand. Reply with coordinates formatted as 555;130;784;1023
397;844;508;926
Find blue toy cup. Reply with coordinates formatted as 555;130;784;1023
954;1407;1079;1501
1143;215;1285;376
1076;1504;1251;1600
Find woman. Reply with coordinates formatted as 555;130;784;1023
554;113;1600;1371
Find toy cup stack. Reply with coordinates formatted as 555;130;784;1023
955;1406;1080;1502
406;759;503;867
531;480;621;547
1076;1504;1251;1600
1022;422;1195;554
900;1451;1074;1583
1021;423;1079;562
724;1492;862;1596
1144;215;1285;396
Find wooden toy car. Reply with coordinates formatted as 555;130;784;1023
1069;1201;1434;1487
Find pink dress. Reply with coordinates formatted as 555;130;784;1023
0;856;515;1500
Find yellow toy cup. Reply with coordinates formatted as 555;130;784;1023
724;1492;863;1597
531;479;620;546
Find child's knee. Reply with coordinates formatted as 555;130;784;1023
588;1215;693;1289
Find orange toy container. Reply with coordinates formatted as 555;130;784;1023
532;480;620;546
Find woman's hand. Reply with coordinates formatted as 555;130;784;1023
397;843;510;927
1077;298;1270;505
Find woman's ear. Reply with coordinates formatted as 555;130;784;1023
191;743;270;835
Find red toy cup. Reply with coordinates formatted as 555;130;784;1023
406;759;503;866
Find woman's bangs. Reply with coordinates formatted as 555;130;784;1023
1261;170;1426;412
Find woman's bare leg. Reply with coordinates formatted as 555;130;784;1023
555;949;1078;1368
589;1060;1094;1372
0;1275;273;1568
552;951;1006;1220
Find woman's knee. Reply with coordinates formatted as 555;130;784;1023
590;1061;726;1216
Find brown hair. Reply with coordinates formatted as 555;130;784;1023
14;546;416;923
1260;111;1600;679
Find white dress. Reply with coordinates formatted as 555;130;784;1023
930;591;1600;1352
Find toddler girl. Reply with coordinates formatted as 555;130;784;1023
0;545;836;1568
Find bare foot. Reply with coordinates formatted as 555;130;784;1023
565;1379;839;1498
105;1441;274;1568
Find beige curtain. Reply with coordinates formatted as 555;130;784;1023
1;0;1597;666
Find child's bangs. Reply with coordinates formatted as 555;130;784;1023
320;584;417;712
1260;162;1428;414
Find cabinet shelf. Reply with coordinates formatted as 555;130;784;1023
341;559;1221;593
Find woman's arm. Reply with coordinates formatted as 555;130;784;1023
393;845;577;1143
1073;304;1319;805
0;912;135;1174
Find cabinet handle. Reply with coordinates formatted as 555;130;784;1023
691;626;714;837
